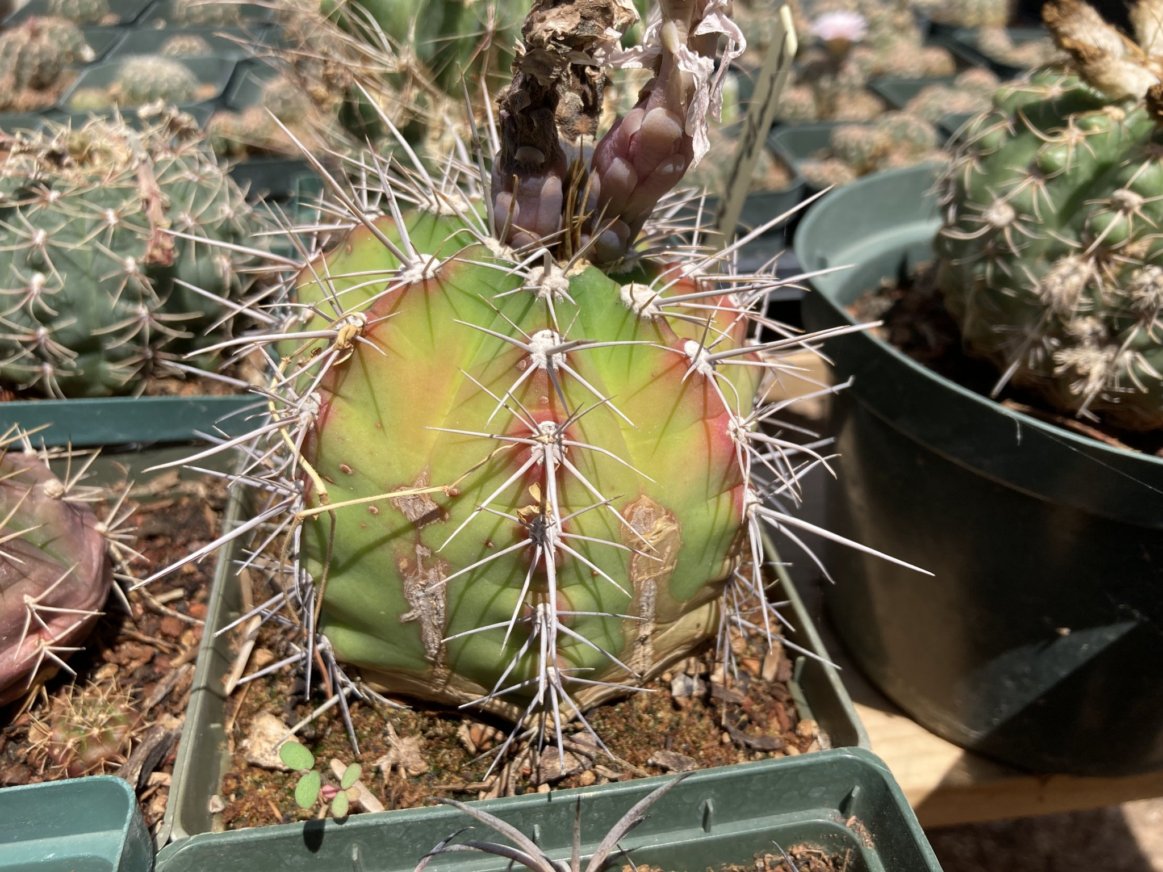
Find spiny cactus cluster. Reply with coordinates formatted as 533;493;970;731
66;56;208;111
151;0;914;750
0;16;95;111
47;0;114;25
0;429;128;707
937;0;1163;430
27;681;140;776
932;0;1011;28
904;67;1000;123
0;115;265;397
799;111;943;188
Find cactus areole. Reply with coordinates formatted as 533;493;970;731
204;0;845;729
937;0;1163;430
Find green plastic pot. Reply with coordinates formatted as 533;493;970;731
0;776;153;871
0;395;265;448
156;748;935;872
157;484;869;847
795;165;1163;775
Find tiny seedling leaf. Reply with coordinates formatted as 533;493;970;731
340;762;362;789
280;740;315;772
295;770;322;809
331;790;350;819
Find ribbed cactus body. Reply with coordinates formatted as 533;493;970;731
0;119;262;396
937;67;1163;428
285;210;758;712
0;447;111;706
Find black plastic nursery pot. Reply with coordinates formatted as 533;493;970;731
795;165;1163;776
157;482;869;847
155;748;938;872
0;776;153;872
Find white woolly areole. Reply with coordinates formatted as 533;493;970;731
529;329;565;369
397;253;443;284
620;282;662;317
525;265;571;302
683;338;715;377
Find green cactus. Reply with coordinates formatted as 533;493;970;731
160;34;216;57
47;0;112;25
148;0;920;740
27;681;140;776
107;55;201;107
0;117;265;397
936;0;1163;430
0;433;113;706
933;0;1011;28
0;16;94;110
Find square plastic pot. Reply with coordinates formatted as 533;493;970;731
157;482;869;848
0;776;154;872
155;748;937;872
795;165;1163;775
0;395;265;449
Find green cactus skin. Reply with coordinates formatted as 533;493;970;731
107;55;200;107
937;68;1163;429
47;0;112;25
270;210;762;714
0;440;111;706
0;118;264;397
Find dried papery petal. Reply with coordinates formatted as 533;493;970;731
1044;0;1160;99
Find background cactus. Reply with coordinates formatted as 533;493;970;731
0;433;113;706
936;0;1163;430
108;55;202;107
47;0;113;25
0;16;95;111
0;116;265;397
151;0;909;744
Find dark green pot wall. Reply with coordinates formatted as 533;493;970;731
796;166;1163;776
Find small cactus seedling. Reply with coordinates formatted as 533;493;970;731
0;115;266;397
26;680;140;776
0;428;132;706
47;0;113;25
106;56;202;108
150;0;919;758
937;0;1163;429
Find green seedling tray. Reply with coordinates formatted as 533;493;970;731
59;56;237;112
158;489;868;847
82;27;129;62
157;749;934;872
221;59;277;111
138;0;273;28
0;395;266;448
110;27;266;60
6;0;152;26
795;165;1163;775
0;112;54;133
0;776;153;872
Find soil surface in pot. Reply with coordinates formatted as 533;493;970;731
629;844;855;871
0;472;226;833
852;263;1163;457
218;606;828;829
